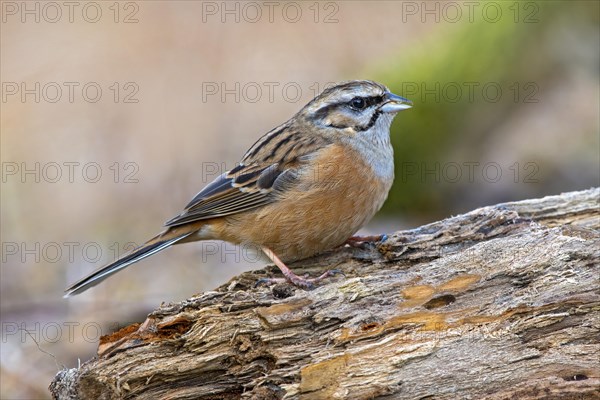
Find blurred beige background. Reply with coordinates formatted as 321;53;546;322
1;1;598;398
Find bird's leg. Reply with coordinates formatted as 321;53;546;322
257;247;341;288
345;234;388;248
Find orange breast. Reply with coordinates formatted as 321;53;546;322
210;143;393;261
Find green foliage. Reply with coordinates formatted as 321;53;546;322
372;1;597;220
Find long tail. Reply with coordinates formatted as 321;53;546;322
64;230;195;297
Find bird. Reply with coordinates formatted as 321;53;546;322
64;80;412;297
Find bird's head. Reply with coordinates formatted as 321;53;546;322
297;80;412;138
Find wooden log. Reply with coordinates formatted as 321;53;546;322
50;188;600;399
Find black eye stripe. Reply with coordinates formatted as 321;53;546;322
347;95;383;110
366;95;384;108
309;94;385;129
350;97;366;109
313;95;384;118
311;103;337;122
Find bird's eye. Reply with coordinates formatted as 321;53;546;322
349;97;366;110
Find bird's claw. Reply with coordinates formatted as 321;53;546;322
345;234;388;249
255;268;343;289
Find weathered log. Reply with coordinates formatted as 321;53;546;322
50;188;600;400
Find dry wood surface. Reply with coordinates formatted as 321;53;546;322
50;188;600;399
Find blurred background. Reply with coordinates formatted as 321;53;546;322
1;1;598;398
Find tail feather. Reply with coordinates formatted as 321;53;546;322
64;231;194;297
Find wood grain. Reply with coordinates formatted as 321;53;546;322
50;188;600;400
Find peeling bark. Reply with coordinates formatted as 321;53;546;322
50;189;600;400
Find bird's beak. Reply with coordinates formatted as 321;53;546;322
380;92;413;113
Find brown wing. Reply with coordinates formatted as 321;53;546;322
165;163;285;226
165;123;333;227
